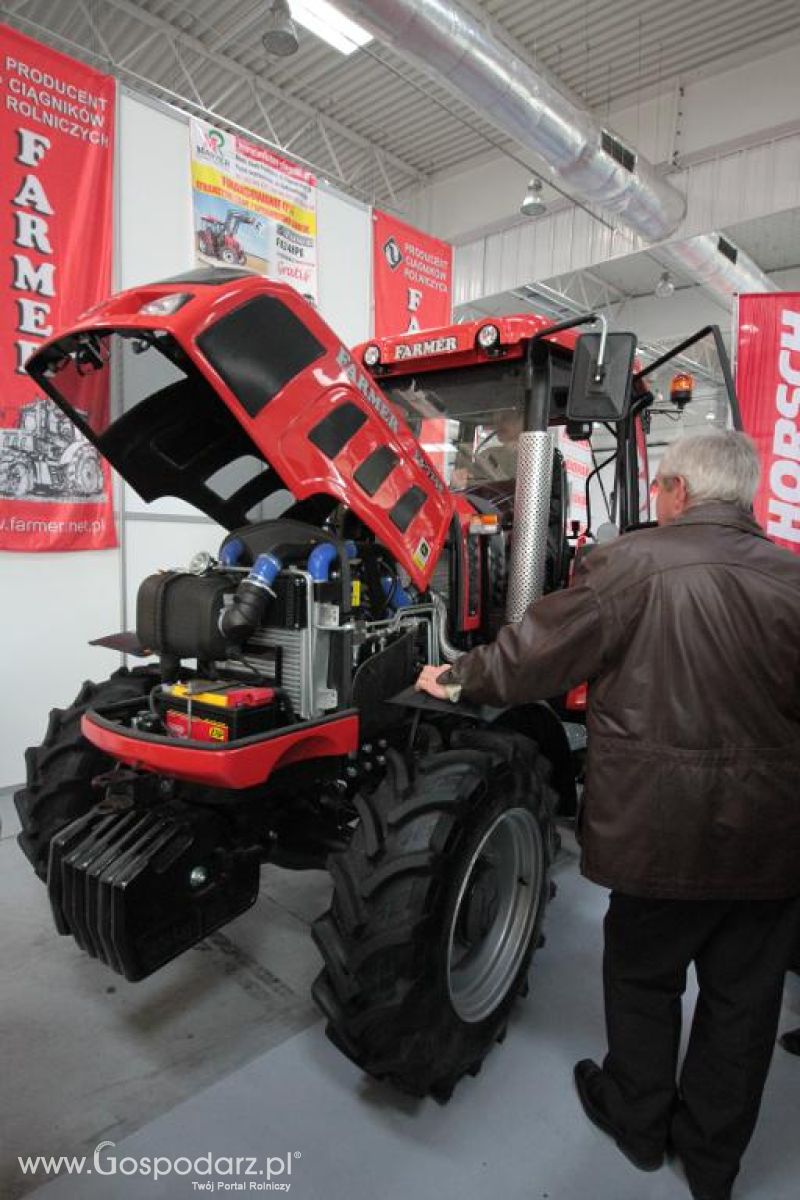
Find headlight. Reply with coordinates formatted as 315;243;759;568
139;293;192;316
476;323;500;350
362;344;381;368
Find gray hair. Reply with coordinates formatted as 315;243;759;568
657;431;760;508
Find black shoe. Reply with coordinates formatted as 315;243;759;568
574;1060;664;1172
780;1027;800;1055
684;1174;732;1200
676;1155;733;1200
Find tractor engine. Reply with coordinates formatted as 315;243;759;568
134;518;437;733
42;519;443;984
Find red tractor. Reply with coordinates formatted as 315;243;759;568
197;208;259;265
15;267;741;1100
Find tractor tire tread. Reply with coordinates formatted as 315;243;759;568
312;735;554;1100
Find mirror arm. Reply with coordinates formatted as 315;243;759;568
634;324;742;432
593;314;608;383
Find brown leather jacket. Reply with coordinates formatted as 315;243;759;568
446;502;800;899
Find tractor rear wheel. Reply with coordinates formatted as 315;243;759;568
68;448;102;495
312;729;557;1100
15;667;157;879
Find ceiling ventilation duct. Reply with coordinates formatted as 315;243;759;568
659;233;777;297
335;0;686;241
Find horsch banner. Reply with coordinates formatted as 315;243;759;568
737;293;800;553
373;210;452;338
190;117;318;301
0;25;116;552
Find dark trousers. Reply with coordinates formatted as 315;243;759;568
597;892;800;1191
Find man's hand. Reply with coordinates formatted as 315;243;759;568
415;663;453;700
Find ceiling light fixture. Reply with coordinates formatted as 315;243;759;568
520;178;546;218
263;0;299;56
655;270;675;299
290;0;372;56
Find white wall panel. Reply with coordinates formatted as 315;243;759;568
679;45;800;158
453;127;800;307
0;547;122;787
123;519;226;634
118;91;194;289
317;186;371;346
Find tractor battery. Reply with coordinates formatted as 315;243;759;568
158;682;279;743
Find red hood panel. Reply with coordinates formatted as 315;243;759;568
25;271;455;589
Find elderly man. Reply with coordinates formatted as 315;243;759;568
416;432;800;1200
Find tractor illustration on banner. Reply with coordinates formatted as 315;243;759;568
0;397;103;501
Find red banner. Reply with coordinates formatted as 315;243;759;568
737;293;800;554
373;210;452;338
0;25;116;552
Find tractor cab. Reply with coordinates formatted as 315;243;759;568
355;315;742;549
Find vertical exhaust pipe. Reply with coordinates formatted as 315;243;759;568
504;430;554;623
504;314;601;623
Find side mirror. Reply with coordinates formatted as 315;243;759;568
567;331;636;423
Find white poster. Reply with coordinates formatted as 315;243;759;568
190;117;318;300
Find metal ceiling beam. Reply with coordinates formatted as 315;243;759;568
207;1;266;54
317;118;345;180
3;7;398;208
209;79;245;111
530;0;797;79
99;0;424;191
283;117;317;153
167;36;205;108
374;149;397;205
248;82;282;148
116;26;161;67
77;1;114;62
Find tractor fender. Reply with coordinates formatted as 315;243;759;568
390;688;579;818
59;439;87;466
493;701;579;819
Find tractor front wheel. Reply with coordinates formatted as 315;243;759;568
15;668;157;879
312;729;557;1100
1;460;33;497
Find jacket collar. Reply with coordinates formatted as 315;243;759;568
671;501;769;540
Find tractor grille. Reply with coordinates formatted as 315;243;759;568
429;552;450;603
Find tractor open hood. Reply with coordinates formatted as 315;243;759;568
27;323;288;531
25;270;456;589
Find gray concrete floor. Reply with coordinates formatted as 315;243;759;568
2;788;799;1200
